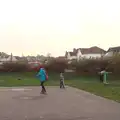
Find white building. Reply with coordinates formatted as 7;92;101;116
0;54;18;64
104;46;120;57
65;46;106;60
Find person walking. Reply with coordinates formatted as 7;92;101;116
60;72;65;89
99;69;104;82
36;67;48;94
99;68;111;84
102;70;111;84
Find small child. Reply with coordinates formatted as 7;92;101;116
98;69;104;82
36;67;47;94
60;72;65;89
99;69;111;84
103;70;112;84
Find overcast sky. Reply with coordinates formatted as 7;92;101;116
0;0;120;56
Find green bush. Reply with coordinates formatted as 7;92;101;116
70;59;109;75
106;56;120;74
69;56;120;75
45;58;68;72
3;62;28;72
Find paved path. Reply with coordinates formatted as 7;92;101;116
0;86;120;120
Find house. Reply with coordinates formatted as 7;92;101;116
26;55;47;64
15;56;28;62
26;56;37;62
0;53;18;64
65;46;106;60
104;46;120;57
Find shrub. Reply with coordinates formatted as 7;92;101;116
2;55;120;75
3;62;28;72
45;58;68;72
106;56;120;74
70;59;109;75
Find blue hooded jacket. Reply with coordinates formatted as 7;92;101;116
36;68;46;82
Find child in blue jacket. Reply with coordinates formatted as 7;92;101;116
36;68;47;94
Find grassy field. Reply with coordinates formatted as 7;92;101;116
0;72;120;102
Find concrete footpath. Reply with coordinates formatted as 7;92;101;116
0;86;120;120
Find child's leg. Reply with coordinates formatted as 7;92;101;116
42;82;46;93
100;75;102;82
61;81;65;88
40;82;44;93
103;78;107;84
60;81;62;88
41;81;46;93
63;81;65;88
101;74;103;83
103;74;108;84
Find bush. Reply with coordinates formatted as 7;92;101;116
2;55;120;75
106;56;120;74
3;62;28;72
68;56;120;75
70;59;109;75
45;58;68;72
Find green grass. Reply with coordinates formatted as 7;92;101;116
0;72;120;102
67;80;120;102
0;72;61;86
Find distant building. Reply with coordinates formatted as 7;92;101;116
65;46;106;60
26;56;37;62
0;53;18;65
0;53;17;62
104;46;120;57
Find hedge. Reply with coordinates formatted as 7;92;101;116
1;56;120;75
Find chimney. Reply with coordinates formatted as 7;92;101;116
10;53;13;62
73;48;76;53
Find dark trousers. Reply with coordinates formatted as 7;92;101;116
100;74;103;82
60;81;65;88
41;81;46;92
